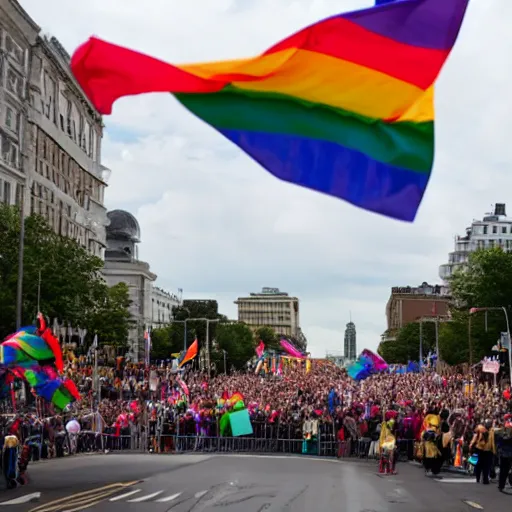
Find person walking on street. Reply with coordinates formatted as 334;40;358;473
470;420;496;485
495;414;512;492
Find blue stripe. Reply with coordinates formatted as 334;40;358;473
218;129;430;222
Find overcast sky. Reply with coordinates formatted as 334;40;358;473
20;0;512;357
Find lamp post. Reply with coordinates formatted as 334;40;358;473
418;316;445;369
469;307;512;385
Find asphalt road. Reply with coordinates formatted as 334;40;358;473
0;454;510;511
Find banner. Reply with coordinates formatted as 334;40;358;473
482;359;500;375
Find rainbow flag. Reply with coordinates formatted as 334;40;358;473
178;339;198;368
71;0;468;221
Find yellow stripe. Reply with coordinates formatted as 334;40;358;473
180;49;433;122
29;481;138;512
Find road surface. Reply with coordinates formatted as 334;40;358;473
0;453;509;511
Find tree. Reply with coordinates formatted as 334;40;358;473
214;322;255;371
377;322;436;364
84;283;133;349
0;205;130;341
150;323;195;361
254;326;280;351
446;247;512;362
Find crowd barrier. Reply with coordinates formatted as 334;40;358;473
17;420;461;475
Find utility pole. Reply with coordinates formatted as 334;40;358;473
15;191;25;330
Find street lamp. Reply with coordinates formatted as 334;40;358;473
469;307;512;385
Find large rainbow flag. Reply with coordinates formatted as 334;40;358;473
71;0;469;221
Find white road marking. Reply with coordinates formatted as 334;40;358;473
195;490;208;499
436;478;476;484
109;489;142;501
220;454;341;464
464;500;484;509
0;493;41;505
156;492;182;503
128;491;164;502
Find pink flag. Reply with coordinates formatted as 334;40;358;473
256;340;265;359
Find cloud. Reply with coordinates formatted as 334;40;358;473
20;0;512;357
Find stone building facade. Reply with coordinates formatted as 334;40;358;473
0;0;109;257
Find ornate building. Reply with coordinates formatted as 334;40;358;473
0;0;109;257
102;210;181;360
0;0;39;206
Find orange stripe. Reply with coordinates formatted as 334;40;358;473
263;16;448;90
182;49;433;122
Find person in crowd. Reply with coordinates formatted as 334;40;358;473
495;413;512;492
470;420;496;485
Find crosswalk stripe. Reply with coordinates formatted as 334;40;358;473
156;493;182;503
110;489;142;502
435;478;475;484
0;493;41;505
128;491;164;503
195;490;208;499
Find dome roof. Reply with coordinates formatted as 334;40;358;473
106;210;141;242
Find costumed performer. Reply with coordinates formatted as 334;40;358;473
379;411;398;475
421;412;442;475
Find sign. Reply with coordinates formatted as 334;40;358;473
482;360;500;375
501;332;511;351
392;287;412;294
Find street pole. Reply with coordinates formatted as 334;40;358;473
223;350;227;375
468;314;473;367
184;319;187;352
15;192;25;330
502;306;512;386
36;268;41;314
419;319;423;369
206;320;210;376
435;316;439;369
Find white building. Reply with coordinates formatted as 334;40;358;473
151;286;180;329
0;0;109;256
439;203;512;282
235;287;307;349
102;210;181;359
0;0;39;207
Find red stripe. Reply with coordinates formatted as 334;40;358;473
71;38;227;115
263;17;448;90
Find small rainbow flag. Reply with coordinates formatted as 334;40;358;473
71;0;468;221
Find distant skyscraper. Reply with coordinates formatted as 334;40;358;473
344;322;357;360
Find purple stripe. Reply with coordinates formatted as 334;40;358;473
218;129;430;222
343;0;469;50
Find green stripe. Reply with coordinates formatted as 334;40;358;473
175;86;433;173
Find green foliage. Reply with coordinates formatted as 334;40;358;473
214;322;255;371
173;299;220;347
150;323;195;360
85;282;133;348
446;247;512;363
0;205;131;344
254;325;280;351
377;322;436;364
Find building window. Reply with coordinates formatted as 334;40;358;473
6;68;23;98
483;225;488;235
493;225;498;234
5;106;20;133
503;226;507;234
1;137;19;168
2;181;11;204
5;35;24;66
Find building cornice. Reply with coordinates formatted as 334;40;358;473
37;36;102;125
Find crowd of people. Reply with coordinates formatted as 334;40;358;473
3;355;512;493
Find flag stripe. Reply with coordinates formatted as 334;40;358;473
342;0;469;50
70;38;226;115
183;49;431;122
176;88;433;173
263;16;448;90
218;129;429;221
